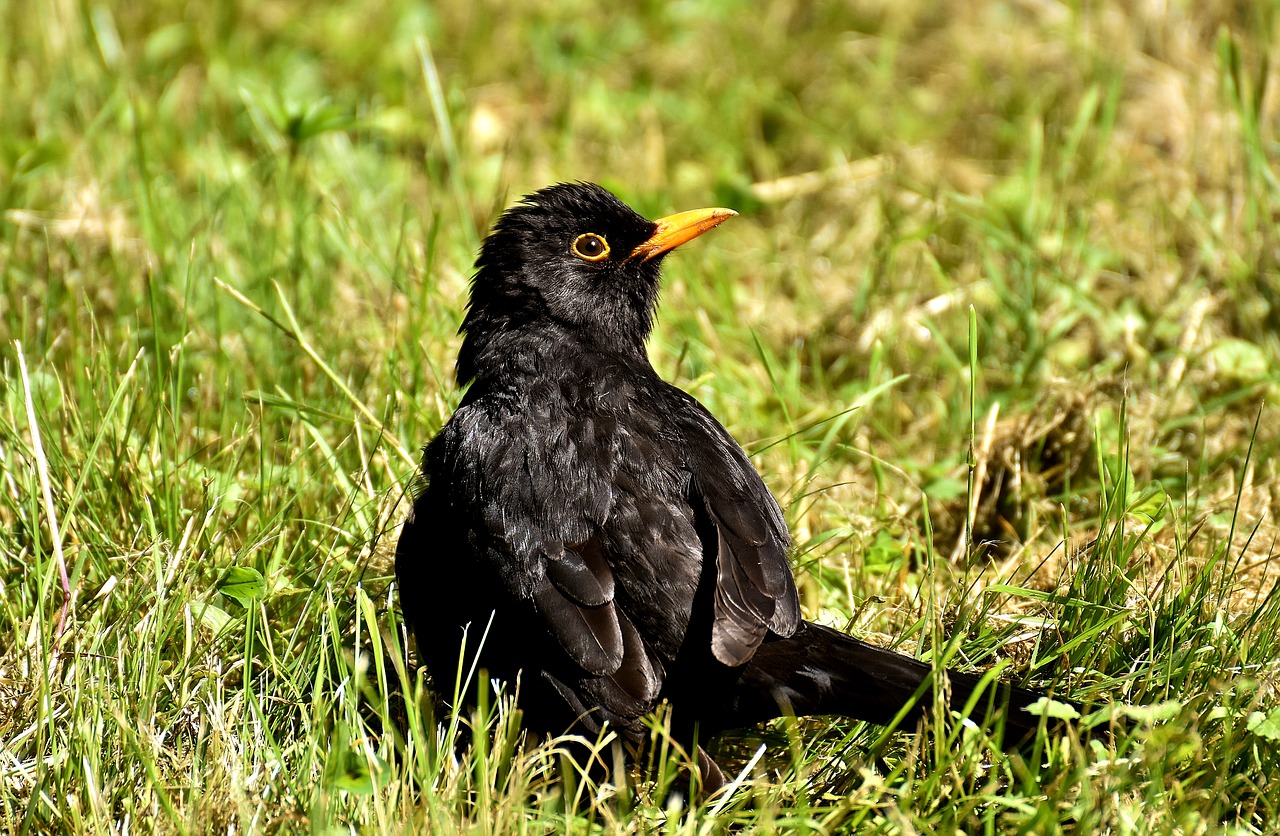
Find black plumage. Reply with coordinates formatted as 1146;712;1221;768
395;183;1072;787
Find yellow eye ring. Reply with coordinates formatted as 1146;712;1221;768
571;233;610;262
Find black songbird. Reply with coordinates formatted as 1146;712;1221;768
396;183;1068;787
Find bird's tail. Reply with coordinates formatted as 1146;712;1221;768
720;621;1069;748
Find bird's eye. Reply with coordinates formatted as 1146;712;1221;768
571;233;610;262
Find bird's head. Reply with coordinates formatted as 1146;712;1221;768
458;182;735;383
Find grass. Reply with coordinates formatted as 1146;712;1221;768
2;0;1280;831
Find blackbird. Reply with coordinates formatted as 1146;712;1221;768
396;182;1072;787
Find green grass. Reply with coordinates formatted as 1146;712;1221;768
3;0;1280;832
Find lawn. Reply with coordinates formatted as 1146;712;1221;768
3;0;1279;832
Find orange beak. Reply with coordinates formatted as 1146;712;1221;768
628;207;738;262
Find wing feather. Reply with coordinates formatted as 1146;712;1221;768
676;388;802;666
529;571;623;676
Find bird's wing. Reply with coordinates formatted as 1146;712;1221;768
676;391;802;666
436;399;662;706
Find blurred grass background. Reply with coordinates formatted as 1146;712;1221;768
3;0;1280;832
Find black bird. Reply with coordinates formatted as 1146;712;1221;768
396;182;1073;788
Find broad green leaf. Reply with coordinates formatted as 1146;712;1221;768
219;566;266;607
